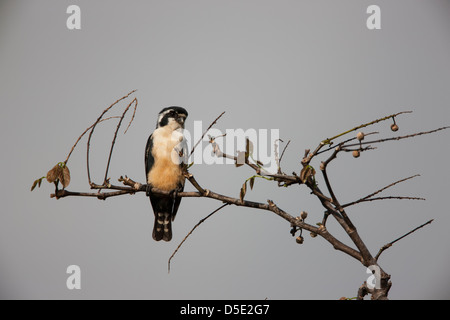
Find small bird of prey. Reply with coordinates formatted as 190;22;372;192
144;107;188;241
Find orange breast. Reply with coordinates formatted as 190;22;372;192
147;127;184;191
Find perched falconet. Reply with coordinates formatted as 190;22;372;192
145;107;188;241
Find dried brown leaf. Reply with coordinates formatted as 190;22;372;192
46;164;60;183
31;180;38;191
300;165;316;183
240;181;247;202
60;165;71;188
249;176;255;190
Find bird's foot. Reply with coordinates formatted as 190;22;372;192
169;186;183;199
146;183;154;197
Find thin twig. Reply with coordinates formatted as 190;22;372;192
345;126;450;149
86;90;137;185
279;139;291;164
64;116;121;165
103;97;138;184
344;196;425;208
322;111;412;144
342;174;422;208
275;139;291;175
375;219;434;261
188;111;225;159
316;131;378;156
303;111;412;165
319;147;353;226
168;203;230;273
124;101;138;134
367;174;420;199
274;139;282;174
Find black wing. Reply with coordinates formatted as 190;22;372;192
144;133;154;180
145;132;163;216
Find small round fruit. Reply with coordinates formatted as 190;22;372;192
357;132;365;141
353;150;360;158
391;124;399;132
296;236;304;244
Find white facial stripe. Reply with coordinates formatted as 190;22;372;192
157;109;187;130
157;109;173;125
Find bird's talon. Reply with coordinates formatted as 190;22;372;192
146;184;153;197
169;188;178;199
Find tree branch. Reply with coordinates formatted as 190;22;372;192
375;219;434;261
36;99;450;300
51;173;363;264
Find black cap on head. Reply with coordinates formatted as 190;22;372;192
157;106;188;128
159;106;188;116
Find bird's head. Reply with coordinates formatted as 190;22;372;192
156;106;188;130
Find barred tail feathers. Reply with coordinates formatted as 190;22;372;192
153;212;172;242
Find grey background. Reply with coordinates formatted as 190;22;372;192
1;0;449;299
